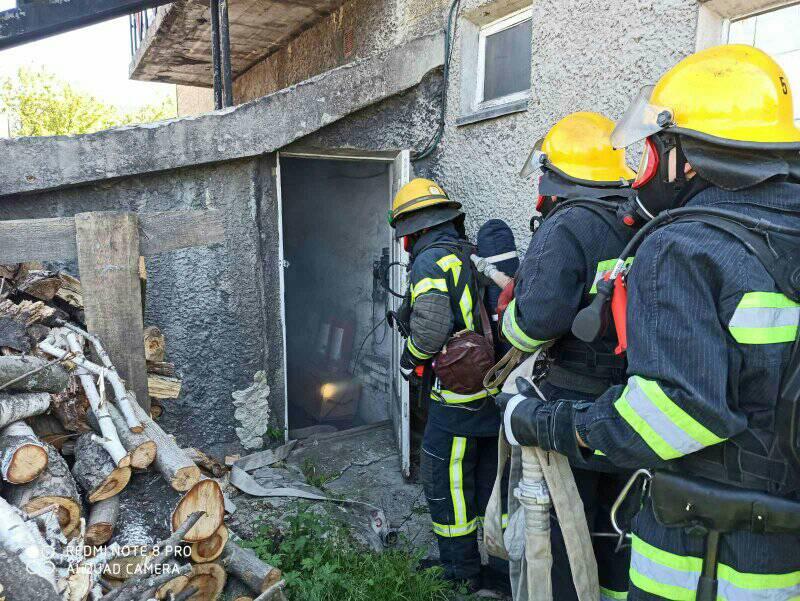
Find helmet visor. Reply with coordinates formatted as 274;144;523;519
519;138;546;179
611;85;672;149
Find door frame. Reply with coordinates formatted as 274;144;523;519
275;149;412;475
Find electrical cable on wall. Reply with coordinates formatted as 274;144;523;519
411;0;462;161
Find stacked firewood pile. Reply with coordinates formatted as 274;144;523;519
0;265;285;601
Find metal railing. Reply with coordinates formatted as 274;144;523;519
129;7;161;56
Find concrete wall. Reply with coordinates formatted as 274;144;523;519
0;158;285;457
222;0;703;247
176;85;214;116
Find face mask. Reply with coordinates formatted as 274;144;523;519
632;133;688;220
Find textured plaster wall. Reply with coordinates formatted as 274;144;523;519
0;158;285;457
176;85;214;117
230;0;701;247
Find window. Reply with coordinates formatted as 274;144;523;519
475;8;532;108
727;3;800;122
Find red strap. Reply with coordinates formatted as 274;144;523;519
611;276;628;355
414;365;425;377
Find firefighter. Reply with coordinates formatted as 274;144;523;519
389;178;504;591
501;111;637;601
500;45;800;600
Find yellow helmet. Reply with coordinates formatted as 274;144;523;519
389;178;462;238
521;112;635;184
612;44;800;149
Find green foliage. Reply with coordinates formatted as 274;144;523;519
266;426;284;442
301;458;340;489
0;66;177;137
243;505;465;601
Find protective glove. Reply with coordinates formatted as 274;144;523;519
399;347;424;386
497;378;590;461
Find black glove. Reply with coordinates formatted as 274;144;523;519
399;347;423;386
499;378;590;461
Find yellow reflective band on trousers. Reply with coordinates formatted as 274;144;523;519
630;535;800;601
501;298;551;352
436;253;462;286
431;437;477;538
613;376;726;460
590;257;634;294
600;587;627;601
728;292;800;345
432;386;499;404
407;337;432;360
459;285;475;331
411;278;448;303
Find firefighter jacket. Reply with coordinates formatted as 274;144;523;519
575;180;800;494
406;221;500;436
501;197;633;389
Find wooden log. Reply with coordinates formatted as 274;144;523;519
4;442;81;536
0;298;56;326
72;433;131;502
75;211;150;412
185;447;228;478
0;355;69;393
0;497;59;601
220;539;282;593
143;326;166;363
55;272;83;309
129;400;200;491
85;495;120;546
50;386;92;433
27;412;71;451
185;563;226;601
107;403;157;469
171;479;225;543
0;420;48;483
149;374;182;400
154;561;190;600
0;391;51;429
15;269;62;301
0;308;32;352
190;524;228;563
147;361;176;377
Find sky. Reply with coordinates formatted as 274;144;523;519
0;1;175;111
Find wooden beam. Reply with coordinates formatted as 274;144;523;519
0;209;224;264
74;211;150;412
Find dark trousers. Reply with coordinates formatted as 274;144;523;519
540;381;631;601
420;421;507;581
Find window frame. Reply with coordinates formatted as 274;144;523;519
474;6;533;111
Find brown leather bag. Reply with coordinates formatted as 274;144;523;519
433;294;496;395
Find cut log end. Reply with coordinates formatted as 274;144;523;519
156;573;190;600
186;564;226;601
84;522;113;547
190;524;228;563
129;440;157;469
130;424;145;434
87;465;131;503
171;479;225;543
4;442;48;483
172;465;202;492
23;496;81;537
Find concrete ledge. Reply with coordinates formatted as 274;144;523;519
0;32;444;197
455;97;529;127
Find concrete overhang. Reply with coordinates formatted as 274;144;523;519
130;0;348;86
0;33;444;197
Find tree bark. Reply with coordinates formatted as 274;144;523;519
129;401;200;491
50;386;92;434
143;326;166;363
146;361;176;377
0;391;51;429
190;524;228;563
106;403;156;470
185;447;227;478
0;356;69;393
72;433;132;502
220;539;282;593
171;479;225;543
186;563;226;601
0;497;59;601
15;269;62;301
86;495;120;546
27;412;71;451
4;442;82;536
0;420;48;483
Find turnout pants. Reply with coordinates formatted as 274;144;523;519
628;498;800;600
421;421;507;581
